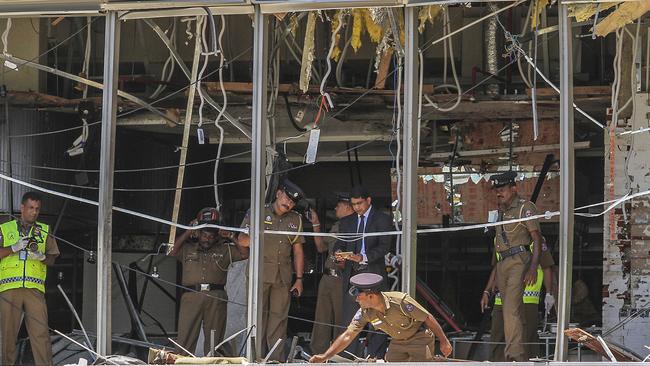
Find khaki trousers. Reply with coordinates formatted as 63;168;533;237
310;275;343;354
490;303;540;361
177;290;228;355
0;288;52;366
385;331;435;362
261;281;291;361
495;251;529;361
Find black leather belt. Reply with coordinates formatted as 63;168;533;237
192;283;224;292
497;245;527;261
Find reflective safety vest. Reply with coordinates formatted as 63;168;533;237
0;220;49;293
494;243;544;305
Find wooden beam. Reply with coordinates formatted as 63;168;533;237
525;86;611;97
425;141;590;159
203;81;435;95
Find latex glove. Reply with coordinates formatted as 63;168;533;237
545;293;555;314
10;237;29;252
27;251;46;261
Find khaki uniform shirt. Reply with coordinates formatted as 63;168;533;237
241;204;305;286
494;196;540;252
322;221;340;272
178;240;243;286
347;292;431;340
0;221;60;257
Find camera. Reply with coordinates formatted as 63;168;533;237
26;238;39;252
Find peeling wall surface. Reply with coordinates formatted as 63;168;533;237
603;94;650;355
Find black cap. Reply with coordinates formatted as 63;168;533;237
336;192;351;203
280;179;304;203
348;273;383;296
490;171;518;188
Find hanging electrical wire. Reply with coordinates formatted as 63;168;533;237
422;7;462;112
149;19;177;99
213;15;228;211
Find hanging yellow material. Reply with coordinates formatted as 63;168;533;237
363;9;384;43
595;1;650;37
289;14;299;37
351;9;364;52
418;5;443;33
530;0;550;29
568;2;619;23
299;11;317;93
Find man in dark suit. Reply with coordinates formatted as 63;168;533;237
334;185;392;359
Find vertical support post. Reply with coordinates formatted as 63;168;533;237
167;17;203;246
2;95;13;214
401;7;419;296
97;11;120;356
248;5;268;360
554;4;575;361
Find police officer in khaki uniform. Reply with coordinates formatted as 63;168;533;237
310;194;354;354
489;171;543;361
0;191;59;366
169;207;248;355
310;273;452;363
481;239;555;360
238;180;306;359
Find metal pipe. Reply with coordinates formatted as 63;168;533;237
0;53;174;125
2;91;13;214
167;17;203;247
112;264;149;343
96;10;120;356
248;5;268;360
554;4;575;361
401;6;419;296
57;284;96;361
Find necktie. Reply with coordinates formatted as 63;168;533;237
356;215;365;254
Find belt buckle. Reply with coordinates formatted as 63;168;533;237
200;284;210;292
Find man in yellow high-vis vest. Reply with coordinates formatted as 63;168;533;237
0;191;59;365
481;241;556;361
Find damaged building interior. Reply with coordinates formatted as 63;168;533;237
0;0;649;364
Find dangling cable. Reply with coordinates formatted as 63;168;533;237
213;15;227;211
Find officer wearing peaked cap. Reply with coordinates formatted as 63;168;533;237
310;273;452;363
237;179;306;360
489;171;543;361
169;207;248;355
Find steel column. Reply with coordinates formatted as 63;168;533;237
247;5;268;360
401;7;419;296
96;11;120;356
554;4;575;361
167;17;203;246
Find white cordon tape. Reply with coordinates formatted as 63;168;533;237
3;172;650;240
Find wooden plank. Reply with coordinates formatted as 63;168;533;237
525;85;611;97
374;48;394;90
204;81;435;95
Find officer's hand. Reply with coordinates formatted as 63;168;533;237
439;337;453;358
27;251;46;262
290;280;303;297
309;354;328;363
10;237;30;252
523;267;537;285
480;292;490;313
308;209;320;226
188;219;199;238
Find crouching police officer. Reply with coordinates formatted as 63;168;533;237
309;273;452;363
169;207;248;355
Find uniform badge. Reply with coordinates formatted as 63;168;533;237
405;303;414;312
525;210;532;217
370;318;383;327
542;241;548;252
353;310;362;321
266;215;272;221
288;222;298;229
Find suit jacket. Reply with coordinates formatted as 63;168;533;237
335;206;393;289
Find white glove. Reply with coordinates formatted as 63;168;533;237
10;237;29;252
27;251;46;261
544;293;555;314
